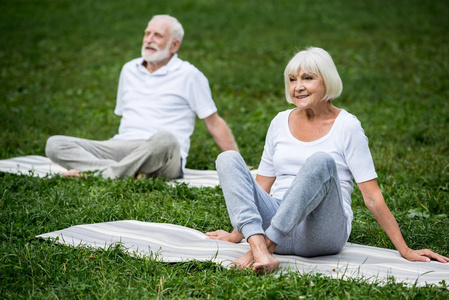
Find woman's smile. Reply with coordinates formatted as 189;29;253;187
295;94;310;100
289;70;326;110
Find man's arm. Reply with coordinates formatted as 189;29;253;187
203;112;239;152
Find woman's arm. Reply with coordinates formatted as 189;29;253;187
358;179;449;263
255;174;276;194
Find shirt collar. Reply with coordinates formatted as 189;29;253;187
136;54;182;75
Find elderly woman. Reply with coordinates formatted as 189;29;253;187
206;47;449;273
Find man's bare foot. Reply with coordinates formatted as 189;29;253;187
62;169;87;178
248;235;279;274
230;250;255;269
136;173;146;180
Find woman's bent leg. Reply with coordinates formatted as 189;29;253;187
216;151;281;272
216;151;278;240
266;152;348;257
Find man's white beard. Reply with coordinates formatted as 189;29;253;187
141;43;171;63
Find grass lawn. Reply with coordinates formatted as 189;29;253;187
1;0;448;298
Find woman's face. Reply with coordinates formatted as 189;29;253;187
288;70;326;109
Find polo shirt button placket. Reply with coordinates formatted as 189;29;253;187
146;73;154;87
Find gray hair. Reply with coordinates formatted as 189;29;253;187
149;15;184;43
284;47;343;103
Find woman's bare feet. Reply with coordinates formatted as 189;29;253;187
207;231;279;273
227;234;279;274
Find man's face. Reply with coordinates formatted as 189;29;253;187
141;19;173;63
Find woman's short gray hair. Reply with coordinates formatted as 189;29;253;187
150;15;184;43
284;47;343;103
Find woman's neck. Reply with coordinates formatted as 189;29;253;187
295;102;339;121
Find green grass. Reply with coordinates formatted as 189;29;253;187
1;0;448;298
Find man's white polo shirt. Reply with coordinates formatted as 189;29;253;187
112;54;217;169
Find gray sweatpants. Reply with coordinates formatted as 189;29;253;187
45;131;182;179
216;151;348;257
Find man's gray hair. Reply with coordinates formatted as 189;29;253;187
150;15;184;43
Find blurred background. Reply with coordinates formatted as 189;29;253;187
1;0;448;180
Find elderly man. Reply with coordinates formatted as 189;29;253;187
46;15;238;179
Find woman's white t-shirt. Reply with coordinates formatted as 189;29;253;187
258;108;377;236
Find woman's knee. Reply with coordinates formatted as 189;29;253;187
307;152;333;163
307;152;337;172
294;152;338;185
216;150;241;170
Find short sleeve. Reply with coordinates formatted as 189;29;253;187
114;65;126;116
187;71;217;119
343;116;377;183
257;120;277;177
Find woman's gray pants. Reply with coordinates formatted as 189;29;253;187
45;131;182;179
216;150;348;257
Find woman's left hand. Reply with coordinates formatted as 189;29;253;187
402;248;449;263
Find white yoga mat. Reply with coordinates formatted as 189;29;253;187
4;156;448;285
0;155;67;178
37;220;449;287
0;155;256;188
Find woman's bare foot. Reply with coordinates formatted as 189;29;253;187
62;169;87;178
230;250;255;269
247;234;279;274
252;253;279;274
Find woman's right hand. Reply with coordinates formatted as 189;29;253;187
205;229;244;243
